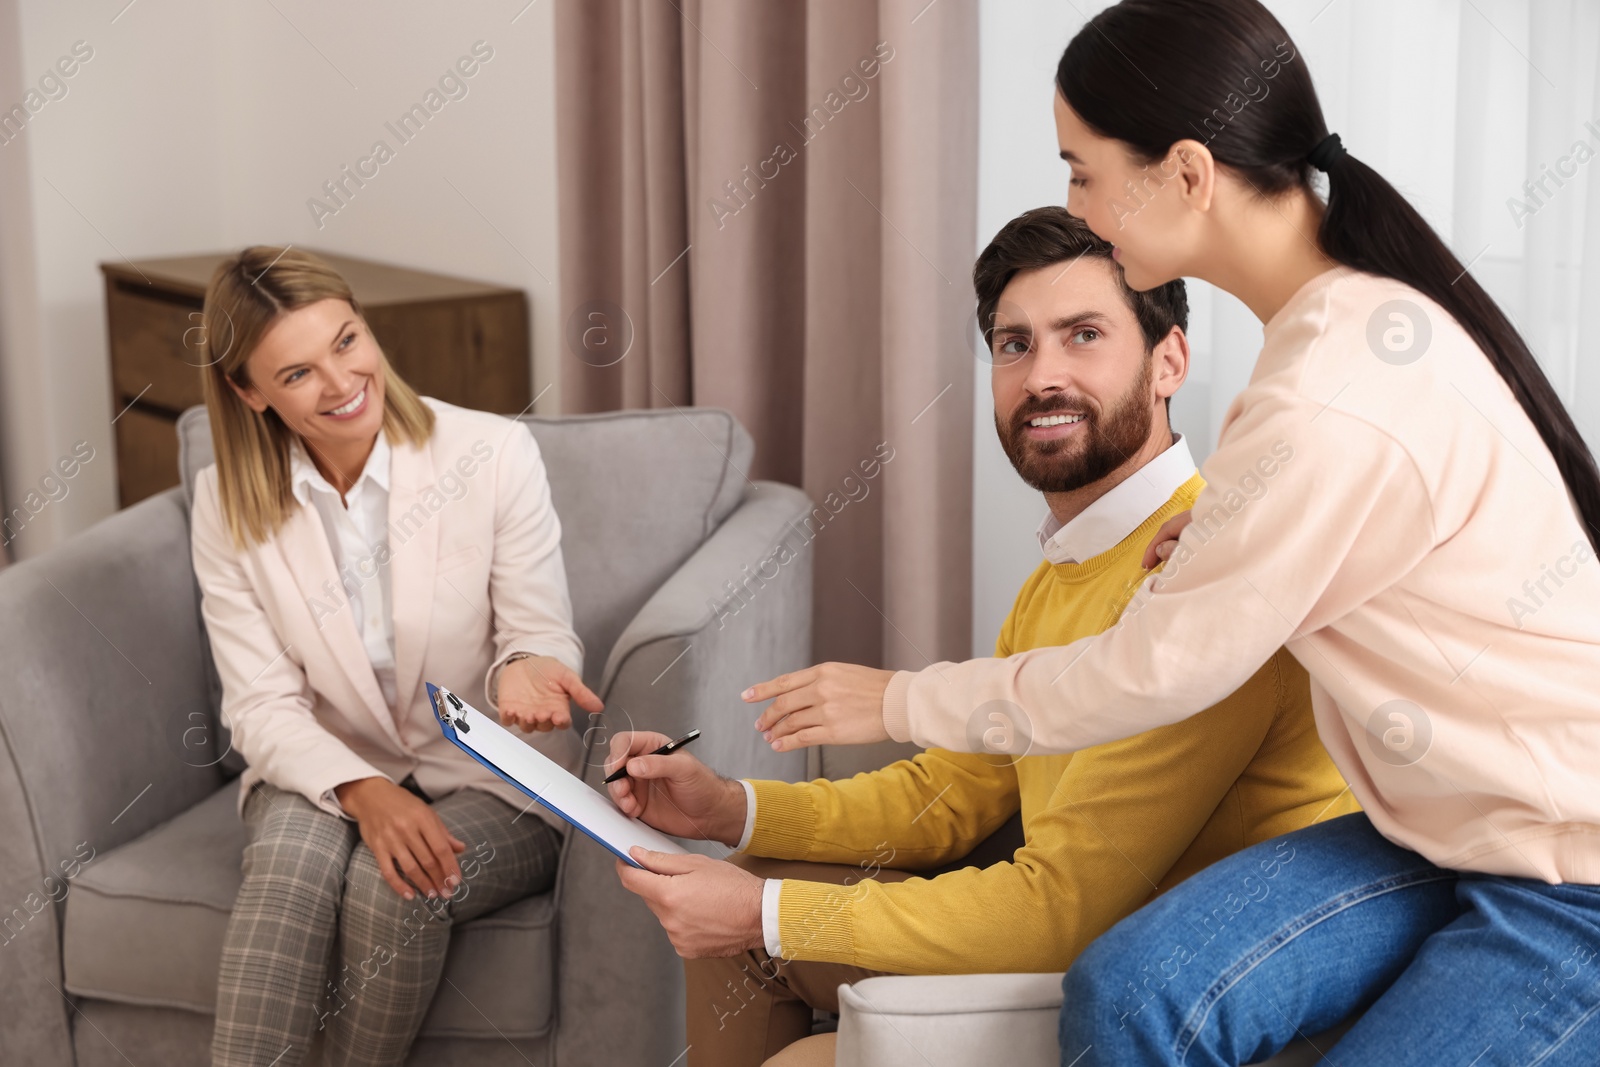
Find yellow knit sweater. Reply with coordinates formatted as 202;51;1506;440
745;473;1359;974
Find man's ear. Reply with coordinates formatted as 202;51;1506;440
1153;325;1190;406
226;372;269;414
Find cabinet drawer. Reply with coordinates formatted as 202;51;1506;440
365;293;531;414
106;279;207;413
114;405;180;506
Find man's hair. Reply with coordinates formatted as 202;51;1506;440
973;206;1189;359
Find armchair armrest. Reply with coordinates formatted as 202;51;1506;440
0;487;222;1066
595;479;814;786
552;479;814;1067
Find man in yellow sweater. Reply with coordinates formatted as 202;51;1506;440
610;206;1357;1066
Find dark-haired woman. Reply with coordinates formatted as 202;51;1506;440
742;1;1600;1062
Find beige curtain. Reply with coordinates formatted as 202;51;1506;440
555;0;976;670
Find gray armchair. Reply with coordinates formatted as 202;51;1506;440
0;406;815;1067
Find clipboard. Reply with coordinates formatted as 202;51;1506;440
427;682;688;869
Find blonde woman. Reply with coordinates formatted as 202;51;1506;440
193;247;600;1066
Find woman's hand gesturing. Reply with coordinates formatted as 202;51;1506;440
743;662;896;751
497;655;604;733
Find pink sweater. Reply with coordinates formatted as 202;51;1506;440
885;267;1600;883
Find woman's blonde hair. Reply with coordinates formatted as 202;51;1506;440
199;246;435;546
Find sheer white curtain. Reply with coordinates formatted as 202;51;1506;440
972;0;1600;652
1184;0;1600;460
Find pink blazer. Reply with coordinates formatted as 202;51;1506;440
191;400;585;824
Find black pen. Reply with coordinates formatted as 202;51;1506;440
602;729;702;783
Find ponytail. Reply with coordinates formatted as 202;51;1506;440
1059;0;1600;550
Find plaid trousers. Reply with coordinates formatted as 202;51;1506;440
211;782;559;1066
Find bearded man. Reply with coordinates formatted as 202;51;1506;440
608;206;1358;1067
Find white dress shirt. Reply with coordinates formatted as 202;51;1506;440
1036;433;1196;565
289;433;398;709
733;781;782;954
740;432;1199;959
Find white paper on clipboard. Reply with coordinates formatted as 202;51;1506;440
426;682;688;868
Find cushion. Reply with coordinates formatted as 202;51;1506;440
522;409;752;689
176;404;754;692
175;406;213;507
67;1002;553;1067
63;783;556;1039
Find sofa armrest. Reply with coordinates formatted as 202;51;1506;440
552;479;814;1067
834;972;1354;1067
835;973;1064;1067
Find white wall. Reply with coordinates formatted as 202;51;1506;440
0;0;562;560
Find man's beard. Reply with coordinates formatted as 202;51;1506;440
995;359;1154;494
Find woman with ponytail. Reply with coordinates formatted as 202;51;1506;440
742;1;1600;1061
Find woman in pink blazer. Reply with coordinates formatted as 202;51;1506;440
191;246;600;1067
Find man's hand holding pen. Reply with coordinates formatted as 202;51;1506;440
603;730;746;847
606;731;767;958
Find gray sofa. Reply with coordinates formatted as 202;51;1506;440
0;406;817;1067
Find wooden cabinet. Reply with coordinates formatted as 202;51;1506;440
101;250;532;507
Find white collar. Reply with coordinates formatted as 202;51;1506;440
289;431;392;506
1036;433;1196;565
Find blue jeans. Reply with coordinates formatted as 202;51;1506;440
1059;813;1600;1066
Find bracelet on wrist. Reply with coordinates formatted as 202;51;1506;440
491;652;536;703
